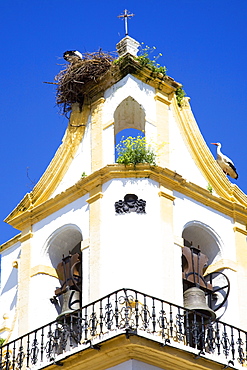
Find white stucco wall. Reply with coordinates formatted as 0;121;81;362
169;109;207;188
99;178;170;301
103;75;156;127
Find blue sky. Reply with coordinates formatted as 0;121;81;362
0;0;247;244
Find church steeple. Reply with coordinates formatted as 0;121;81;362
1;18;247;370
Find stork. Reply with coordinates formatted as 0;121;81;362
63;50;83;63
211;142;238;179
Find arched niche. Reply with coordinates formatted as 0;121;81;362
44;224;82;269
182;220;222;265
114;96;145;137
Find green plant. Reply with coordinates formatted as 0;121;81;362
135;44;167;75
116;136;156;166
175;87;186;107
0;338;5;347
81;172;87;178
207;183;213;194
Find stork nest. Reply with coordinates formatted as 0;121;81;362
55;51;116;115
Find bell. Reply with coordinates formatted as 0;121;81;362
57;289;80;319
183;287;216;321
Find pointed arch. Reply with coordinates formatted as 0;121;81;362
114;96;146;137
114;96;146;161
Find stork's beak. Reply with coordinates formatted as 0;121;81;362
211;143;218;146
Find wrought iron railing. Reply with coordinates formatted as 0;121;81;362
1;288;247;369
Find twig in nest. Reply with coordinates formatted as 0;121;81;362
43;81;59;85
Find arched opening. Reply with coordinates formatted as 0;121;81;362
182;220;222;265
45;224;82;269
181;221;229;317
44;225;83;316
114;97;145;161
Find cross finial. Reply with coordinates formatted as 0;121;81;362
117;9;134;36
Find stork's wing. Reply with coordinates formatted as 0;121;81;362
227;161;237;173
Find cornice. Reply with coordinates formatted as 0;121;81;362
83;54;181;104
5;164;247;231
0;233;21;252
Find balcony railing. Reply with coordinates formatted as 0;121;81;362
1;288;247;369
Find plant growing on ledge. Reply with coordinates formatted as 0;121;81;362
135;44;167;75
175;86;186;107
116;136;156;166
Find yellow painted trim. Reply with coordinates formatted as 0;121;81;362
155;92;170;168
17;229;32;335
12;261;18;268
30;265;59;279
233;226;247;236
103;121;114;130
91;97;105;107
19;232;33;243
154;91;171;105
86;192;103;204
91;98;105;172
158;191;176;202
81;238;90;251
204;259;237;275
88;185;102;301
0;234;21;251
5;164;247;231
48;334;230;370
0;326;11;333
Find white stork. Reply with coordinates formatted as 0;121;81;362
211;142;238;179
63;50;83;63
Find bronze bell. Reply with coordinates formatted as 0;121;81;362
57;289;80;319
183;287;216;321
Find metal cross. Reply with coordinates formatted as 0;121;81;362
117;9;134;36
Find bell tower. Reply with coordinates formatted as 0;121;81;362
1;21;247;370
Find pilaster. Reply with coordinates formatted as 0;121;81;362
154;92;171;168
91;98;105;172
158;186;178;303
17;226;33;336
86;185;103;301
